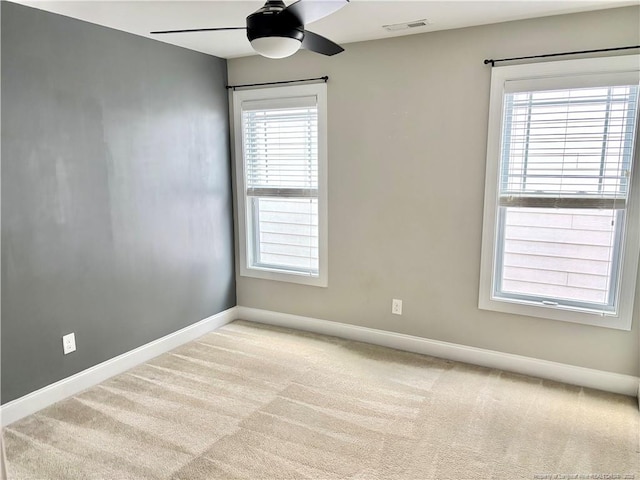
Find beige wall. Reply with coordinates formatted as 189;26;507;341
228;6;640;376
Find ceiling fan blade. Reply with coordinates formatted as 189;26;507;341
283;0;349;25
151;27;246;35
302;30;344;56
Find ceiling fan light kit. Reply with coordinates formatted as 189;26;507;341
151;0;348;59
250;36;302;59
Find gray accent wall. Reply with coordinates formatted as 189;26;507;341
1;2;235;403
229;6;640;376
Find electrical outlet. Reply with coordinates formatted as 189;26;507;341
392;299;403;315
62;332;76;355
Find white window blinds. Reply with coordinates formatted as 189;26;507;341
499;85;639;209
243;96;318;198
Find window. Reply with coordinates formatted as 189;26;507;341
233;83;328;286
479;55;640;330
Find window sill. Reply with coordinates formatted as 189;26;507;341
478;294;631;331
239;265;328;287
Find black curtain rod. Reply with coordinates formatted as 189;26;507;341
484;45;640;67
226;76;328;90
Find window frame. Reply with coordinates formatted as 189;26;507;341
233;83;328;287
478;55;640;330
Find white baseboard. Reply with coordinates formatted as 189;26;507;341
1;307;238;427
237;307;640;397
3;304;637;426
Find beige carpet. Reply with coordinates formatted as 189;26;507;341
4;320;639;479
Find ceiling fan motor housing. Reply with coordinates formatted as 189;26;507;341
246;0;304;43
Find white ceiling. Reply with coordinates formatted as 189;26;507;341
17;0;638;59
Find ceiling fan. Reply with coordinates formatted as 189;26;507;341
151;0;349;59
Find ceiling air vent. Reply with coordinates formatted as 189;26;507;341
382;19;430;32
